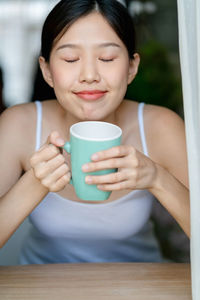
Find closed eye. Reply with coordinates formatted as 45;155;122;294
99;58;114;62
65;59;79;63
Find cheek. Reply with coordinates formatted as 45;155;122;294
105;63;130;87
50;68;64;88
50;64;76;89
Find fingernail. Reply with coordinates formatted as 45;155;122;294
91;153;98;160
82;164;89;172
56;138;65;145
85;176;92;184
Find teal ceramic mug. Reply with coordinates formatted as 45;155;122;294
63;121;122;201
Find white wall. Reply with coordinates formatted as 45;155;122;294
0;0;58;107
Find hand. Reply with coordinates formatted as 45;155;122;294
30;131;71;192
82;145;158;191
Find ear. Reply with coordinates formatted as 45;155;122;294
127;53;140;85
39;56;54;88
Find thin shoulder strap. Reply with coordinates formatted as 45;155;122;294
35;101;42;151
138;102;148;156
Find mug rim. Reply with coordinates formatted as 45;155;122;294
70;121;122;141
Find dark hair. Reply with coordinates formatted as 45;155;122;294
41;0;136;61
0;67;3;88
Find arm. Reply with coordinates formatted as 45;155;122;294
0;106;70;247
149;164;189;237
147;105;189;237
82;105;190;237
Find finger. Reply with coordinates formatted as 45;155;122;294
47;131;65;147
82;157;132;173
31;144;61;166
46;163;70;183
48;131;65;154
35;154;69;179
85;171;126;185
41;164;70;188
91;145;135;161
50;174;71;192
97;181;129;191
45;153;68;172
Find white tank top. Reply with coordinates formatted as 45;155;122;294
19;101;162;264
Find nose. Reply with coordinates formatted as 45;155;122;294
79;58;100;83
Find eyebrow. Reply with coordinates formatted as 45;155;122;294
56;42;121;51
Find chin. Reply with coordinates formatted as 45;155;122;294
84;112;110;122
81;116;103;122
79;110;107;121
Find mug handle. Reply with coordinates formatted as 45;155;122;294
63;142;73;185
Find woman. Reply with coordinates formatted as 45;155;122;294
0;0;189;264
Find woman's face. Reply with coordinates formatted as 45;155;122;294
40;12;139;121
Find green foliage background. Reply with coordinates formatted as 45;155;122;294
125;40;183;113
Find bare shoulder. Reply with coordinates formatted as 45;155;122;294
0;103;39;193
122;100;184;135
1;101;36;119
144;104;185;148
0;102;36;138
144;104;188;185
0;100;57;136
144;104;184;129
0;102;39;162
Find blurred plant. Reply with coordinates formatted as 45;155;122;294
125;40;183;113
127;0;158;50
128;0;157;17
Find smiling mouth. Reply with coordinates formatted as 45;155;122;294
74;90;107;101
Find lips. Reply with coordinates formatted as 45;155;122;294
74;90;107;101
